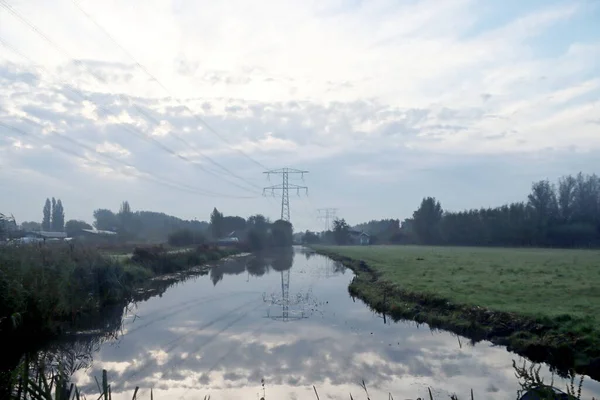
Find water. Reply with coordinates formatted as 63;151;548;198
39;247;600;399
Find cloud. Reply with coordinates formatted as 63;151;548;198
95;141;131;157
0;0;599;230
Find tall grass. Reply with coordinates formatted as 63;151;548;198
0;244;148;335
0;243;238;373
4;358;595;400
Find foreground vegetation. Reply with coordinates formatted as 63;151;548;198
0;243;237;370
314;245;600;379
4;357;592;399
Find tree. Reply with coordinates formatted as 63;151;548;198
557;175;577;223
527;180;558;243
0;213;17;240
65;219;92;237
118;201;133;229
119;201;132;215
320;230;335;245
21;221;42;232
117;201;139;240
42;198;51;231
573;173;600;224
222;216;246;234
333;218;350;245
270;219;293;247
93;209;119;231
210;208;224;239
301;230;320;245
168;229;206;247
247;214;269;251
51;198;57;230
353;219;401;244
128;211;208;243
412;197;443;244
53;199;65;232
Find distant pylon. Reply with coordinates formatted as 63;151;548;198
263;168;308;222
317;208;338;231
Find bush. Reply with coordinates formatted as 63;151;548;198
130;244;231;274
0;243;143;339
167;229;206;247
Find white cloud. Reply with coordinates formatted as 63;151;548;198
95;141;130;157
0;0;599;229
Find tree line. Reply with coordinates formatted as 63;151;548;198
8;198;295;248
301;172;600;249
92;201;209;243
91;203;294;248
17;198;92;236
209;207;293;250
409;172;600;247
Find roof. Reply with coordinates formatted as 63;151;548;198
81;229;118;236
38;231;67;239
217;237;239;243
349;230;370;237
219;231;238;240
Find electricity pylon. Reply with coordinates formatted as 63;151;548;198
317;208;338;231
262;269;307;322
263;168;308;222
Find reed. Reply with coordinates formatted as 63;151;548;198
5;360;594;400
0;243;238;370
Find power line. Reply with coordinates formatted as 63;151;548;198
298;196;322;228
72;0;270;172
317;208;338;231
0;121;257;199
263;168;308;222
0;37;261;199
0;120;253;198
0;5;263;196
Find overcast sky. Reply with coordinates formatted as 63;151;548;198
1;0;599;231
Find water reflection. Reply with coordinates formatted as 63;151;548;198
16;247;600;399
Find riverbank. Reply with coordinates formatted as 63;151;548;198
0;243;238;369
313;245;600;380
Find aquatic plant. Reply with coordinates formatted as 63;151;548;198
5;360;597;400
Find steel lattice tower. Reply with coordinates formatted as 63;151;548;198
263;168;308;221
317;208;338;231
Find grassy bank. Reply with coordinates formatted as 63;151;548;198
313;245;600;379
0;243;237;370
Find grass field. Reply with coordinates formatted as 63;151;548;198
314;245;600;377
316;245;600;320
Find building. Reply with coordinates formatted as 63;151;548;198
349;230;370;246
216;231;240;246
75;229;118;243
81;228;117;237
38;231;68;240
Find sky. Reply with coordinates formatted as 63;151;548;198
1;0;599;232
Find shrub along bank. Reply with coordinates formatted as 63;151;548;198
313;245;600;380
0;243;237;368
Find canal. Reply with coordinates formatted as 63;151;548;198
32;247;600;399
